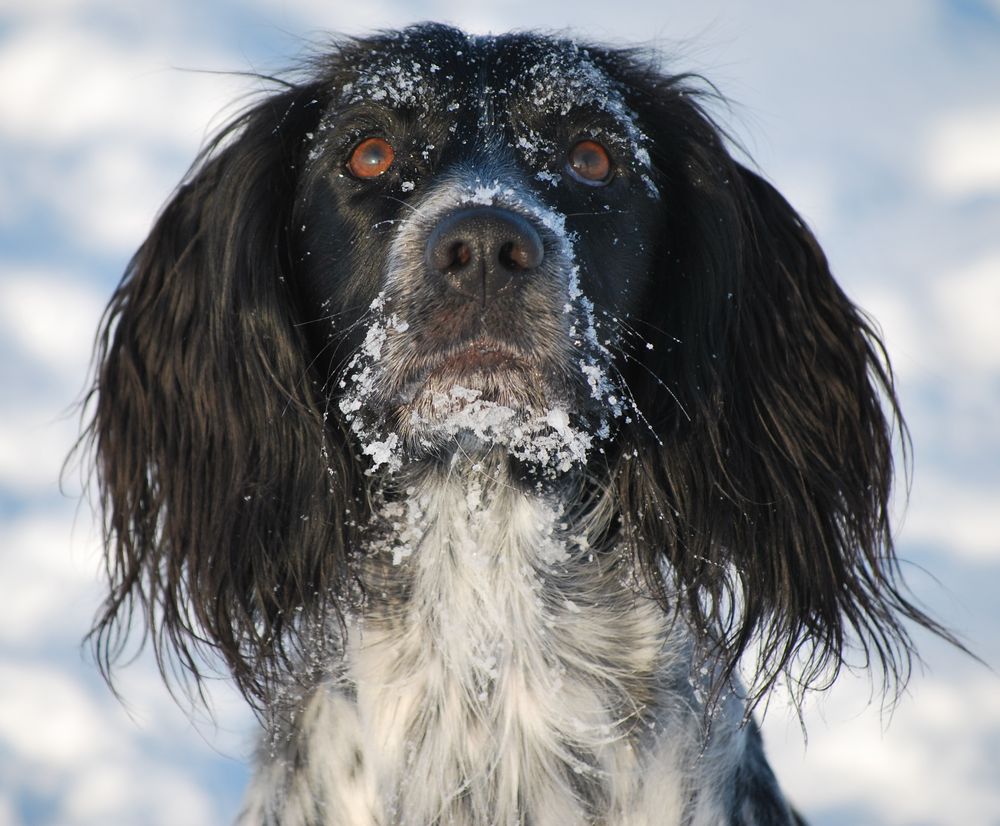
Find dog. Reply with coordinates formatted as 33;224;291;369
82;23;953;825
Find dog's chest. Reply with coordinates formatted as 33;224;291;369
348;477;672;824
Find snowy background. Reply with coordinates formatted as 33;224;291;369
2;1;999;824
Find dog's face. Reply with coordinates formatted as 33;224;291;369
88;23;936;711
293;30;663;470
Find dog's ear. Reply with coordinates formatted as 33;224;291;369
82;82;362;706
611;72;953;706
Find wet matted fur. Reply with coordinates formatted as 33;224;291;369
81;24;954;825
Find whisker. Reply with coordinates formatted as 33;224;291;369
597;310;651;347
603;340;692;424
382;195;420;215
594;309;690;422
293;301;372;329
283;333;348;417
608;310;682;344
603;357;665;444
562;209;629;218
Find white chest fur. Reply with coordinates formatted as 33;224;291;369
241;471;747;826
354;473;673;825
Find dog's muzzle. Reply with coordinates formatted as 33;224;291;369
424;206;545;305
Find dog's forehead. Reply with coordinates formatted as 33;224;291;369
336;31;631;126
500;39;624;116
336;31;459;110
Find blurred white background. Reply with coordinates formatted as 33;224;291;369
1;1;998;824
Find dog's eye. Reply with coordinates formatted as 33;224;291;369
347;137;395;179
566;140;612;185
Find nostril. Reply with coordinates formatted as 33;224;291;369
429;238;473;273
450;241;472;271
499;240;538;271
499;242;521;271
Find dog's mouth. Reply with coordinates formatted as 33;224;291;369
382;336;592;471
426;340;524;380
339;316;609;474
395;338;549;416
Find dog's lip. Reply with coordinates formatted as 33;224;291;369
393;339;533;403
430;340;525;373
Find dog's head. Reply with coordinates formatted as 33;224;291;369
84;24;948;708
293;28;668;475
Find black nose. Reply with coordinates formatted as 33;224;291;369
425;207;545;303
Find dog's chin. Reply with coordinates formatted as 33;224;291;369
397;362;548;436
387;352;593;473
393;345;545;419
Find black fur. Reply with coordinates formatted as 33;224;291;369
80;23;958;820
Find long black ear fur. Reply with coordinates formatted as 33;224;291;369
82;82;364;707
603;65;959;708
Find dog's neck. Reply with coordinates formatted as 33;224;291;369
248;456;753;825
368;453;587;566
347;456;691;823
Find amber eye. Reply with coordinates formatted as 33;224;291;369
347;137;395;179
567;140;612;185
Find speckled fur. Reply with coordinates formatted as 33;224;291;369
238;463;795;825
